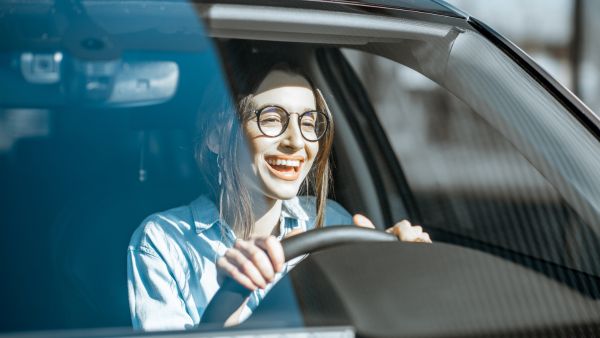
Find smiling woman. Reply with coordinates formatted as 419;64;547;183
126;41;430;331
197;44;336;239
234;69;324;207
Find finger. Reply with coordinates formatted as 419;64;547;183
235;240;275;282
397;220;412;232
419;232;432;243
387;221;419;242
404;227;430;242
399;229;415;242
217;256;258;291
385;224;401;237
256;236;285;273
353;214;376;229
225;248;267;289
398;221;420;241
414;235;429;243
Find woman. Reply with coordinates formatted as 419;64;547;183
127;45;430;331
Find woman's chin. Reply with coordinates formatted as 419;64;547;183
268;188;300;201
262;181;301;200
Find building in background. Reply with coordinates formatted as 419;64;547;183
447;0;599;114
344;0;600;196
580;0;600;114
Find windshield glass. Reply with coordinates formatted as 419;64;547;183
344;36;600;277
2;1;600;336
0;0;231;333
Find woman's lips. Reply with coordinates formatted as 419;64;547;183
265;156;304;181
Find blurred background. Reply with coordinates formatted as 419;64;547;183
343;0;600;276
447;0;599;113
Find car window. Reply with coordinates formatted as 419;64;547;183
343;48;600;278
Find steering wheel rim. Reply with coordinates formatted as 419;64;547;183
201;225;397;325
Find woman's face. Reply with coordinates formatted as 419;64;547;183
240;70;319;201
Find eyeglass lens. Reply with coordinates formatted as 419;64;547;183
257;106;328;141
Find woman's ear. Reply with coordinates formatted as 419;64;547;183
207;128;220;154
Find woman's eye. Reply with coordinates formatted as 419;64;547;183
261;115;282;122
301;114;317;128
260;112;284;127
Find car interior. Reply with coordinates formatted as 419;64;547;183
0;45;404;332
0;13;419;334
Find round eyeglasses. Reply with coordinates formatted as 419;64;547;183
253;105;330;142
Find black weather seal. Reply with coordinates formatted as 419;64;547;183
468;16;600;140
317;48;423;224
430;0;469;19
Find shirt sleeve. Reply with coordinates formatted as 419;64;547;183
325;199;354;226
127;244;194;331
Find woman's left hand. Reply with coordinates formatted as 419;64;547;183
353;214;432;243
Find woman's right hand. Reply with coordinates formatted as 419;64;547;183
217;236;285;291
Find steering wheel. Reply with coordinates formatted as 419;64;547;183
201;225;397;325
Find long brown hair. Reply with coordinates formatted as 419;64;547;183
195;42;334;239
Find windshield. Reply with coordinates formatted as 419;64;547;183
2;1;600;336
343;28;600;277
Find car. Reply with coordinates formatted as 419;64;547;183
2;0;600;337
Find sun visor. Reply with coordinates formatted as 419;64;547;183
199;3;455;45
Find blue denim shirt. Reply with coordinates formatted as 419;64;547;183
127;195;352;331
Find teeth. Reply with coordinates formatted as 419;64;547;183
266;158;301;167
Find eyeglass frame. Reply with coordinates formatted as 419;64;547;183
251;105;330;142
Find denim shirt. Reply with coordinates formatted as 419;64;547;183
127;195;352;331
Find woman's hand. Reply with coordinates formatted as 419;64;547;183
353;214;432;243
217;236;285;291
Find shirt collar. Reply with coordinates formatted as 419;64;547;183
191;195;221;234
191;195;310;234
281;197;310;222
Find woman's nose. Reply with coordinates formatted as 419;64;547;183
280;118;305;150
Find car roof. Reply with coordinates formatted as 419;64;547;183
317;0;468;18
200;0;468;19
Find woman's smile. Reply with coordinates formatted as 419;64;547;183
264;155;304;181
